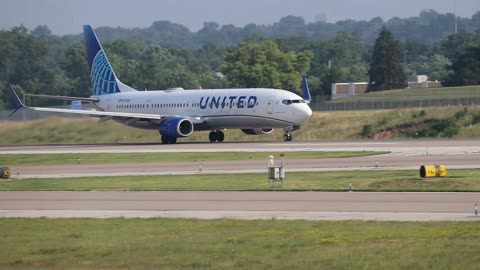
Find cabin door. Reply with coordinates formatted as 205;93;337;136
267;96;274;114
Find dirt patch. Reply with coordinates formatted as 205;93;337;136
370;123;422;139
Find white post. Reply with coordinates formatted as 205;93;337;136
268;156;274;167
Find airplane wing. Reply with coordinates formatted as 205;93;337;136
8;85;207;127
27;106;164;120
7;85;162;121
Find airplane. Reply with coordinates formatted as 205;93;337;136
9;25;312;144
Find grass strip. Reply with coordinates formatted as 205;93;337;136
331;85;480;103
3;106;480;144
1;169;480;192
0;151;388;166
0;218;479;270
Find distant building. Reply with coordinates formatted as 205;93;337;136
409;75;428;83
407;75;442;89
332;75;443;100
331;82;368;100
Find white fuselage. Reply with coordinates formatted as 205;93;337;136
95;88;312;130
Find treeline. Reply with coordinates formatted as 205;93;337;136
94;10;480;48
1;10;480;109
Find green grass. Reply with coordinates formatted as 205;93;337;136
0;151;387;166
331;85;480;103
2;169;480;191
2;105;480;143
0;218;479;270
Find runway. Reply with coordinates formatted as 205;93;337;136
1;140;480;221
2;140;480;178
1;191;479;221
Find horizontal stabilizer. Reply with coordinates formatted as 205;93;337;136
8;85;26;117
23;93;99;103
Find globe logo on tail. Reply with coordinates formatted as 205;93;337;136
91;51;119;96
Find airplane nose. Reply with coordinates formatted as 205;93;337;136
306;106;312;118
297;105;312;122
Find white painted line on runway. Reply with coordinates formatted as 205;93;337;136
0;210;477;221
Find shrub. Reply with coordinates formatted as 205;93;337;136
412;110;426;119
443;125;460;138
454;108;468;120
472;112;480;125
360;124;372;138
405;119;458;138
378;116;389;126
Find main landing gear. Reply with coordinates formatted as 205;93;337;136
283;133;292;142
209;130;225;142
161;136;177;144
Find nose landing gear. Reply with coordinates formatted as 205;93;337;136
209;130;225;142
282;125;298;142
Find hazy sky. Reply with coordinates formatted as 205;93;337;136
1;0;479;35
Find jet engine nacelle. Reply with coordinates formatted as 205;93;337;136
159;117;194;138
241;128;274;135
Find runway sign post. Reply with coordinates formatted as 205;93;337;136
268;156;285;188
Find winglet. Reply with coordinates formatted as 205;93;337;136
8;85;26;117
301;76;311;104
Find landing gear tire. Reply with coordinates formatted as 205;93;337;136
283;133;292;142
217;131;224;142
161;136;177;144
209;131;217;142
209;130;225;142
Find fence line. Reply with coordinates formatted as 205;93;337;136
311;97;480;111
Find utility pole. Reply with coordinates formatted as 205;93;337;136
454;0;458;34
21;91;25;121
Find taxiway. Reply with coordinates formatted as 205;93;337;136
1;140;480;221
0;191;479;221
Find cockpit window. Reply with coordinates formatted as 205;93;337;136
282;99;305;105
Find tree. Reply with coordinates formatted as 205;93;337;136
0;26;53;108
136;45;201;90
368;27;407;91
320;66;342;96
30;25;52;38
446;45;480;86
437;31;478;60
221;40;312;92
272;16;307;36
63;44;90;96
407;54;452;81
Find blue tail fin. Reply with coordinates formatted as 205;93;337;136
301;76;311;103
83;25;121;96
